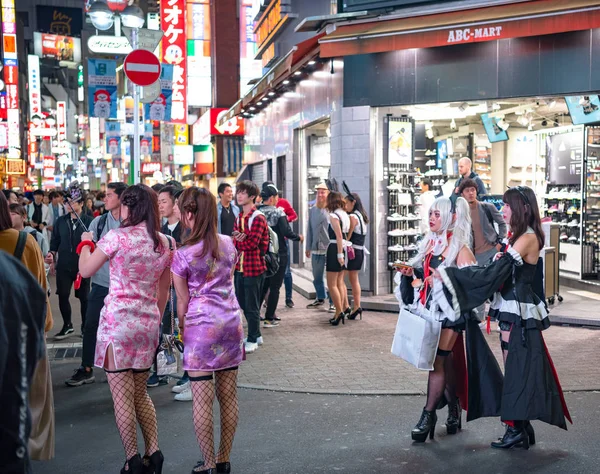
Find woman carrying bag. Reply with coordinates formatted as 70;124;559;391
394;196;503;442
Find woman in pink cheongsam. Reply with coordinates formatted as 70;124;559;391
79;184;173;474
172;187;244;474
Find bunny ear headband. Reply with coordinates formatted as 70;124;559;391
342;181;355;201
325;178;339;192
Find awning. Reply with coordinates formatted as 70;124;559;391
220;33;324;124
320;0;600;57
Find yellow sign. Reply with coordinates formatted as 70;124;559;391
254;0;289;57
181;165;192;176
174;124;189;145
6;158;26;175
0;157;6;174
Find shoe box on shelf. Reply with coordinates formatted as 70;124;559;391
386;164;421;284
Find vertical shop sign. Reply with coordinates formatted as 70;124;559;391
88;59;118;119
2;0;19;158
90;117;100;150
105;122;121;156
388;119;413;165
161;0;187;124
57;101;67;141
174;124;189;145
28;55;42;117
145;64;173;121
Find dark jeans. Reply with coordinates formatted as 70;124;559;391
82;284;109;368
234;272;265;343
284;245;293;301
262;253;288;320
56;266;90;329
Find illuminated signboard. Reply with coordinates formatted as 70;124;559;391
338;0;455;12
33;32;82;63
2;0;20;159
161;0;188;124
253;0;291;61
28;55;42;117
57;101;67;142
141;162;162;174
6;158;26;175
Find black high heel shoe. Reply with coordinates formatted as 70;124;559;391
121;454;143;474
191;461;215;474
329;312;345;326
411;408;437;442
216;462;231;474
142;450;164;474
347;307;363;320
491;422;529;450
446;399;462;435
522;421;535;446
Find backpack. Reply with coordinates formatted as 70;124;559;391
96;213;109;242
248;210;280;277
13;231;28;261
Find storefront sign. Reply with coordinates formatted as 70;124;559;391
141;162;162;174
254;0;291;59
0;123;7;149
447;25;503;44
2;0;18;159
173;145;193;165
88;59;118;119
36;6;83;37
57;101;67;142
6;158;25;175
144;64;173;121
210;108;245;136
28;55;41;117
3;64;16;84
33;32;82;62
87;36;132;55
174;124;189;145
161;0;187;124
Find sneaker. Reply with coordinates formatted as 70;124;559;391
55;324;74;340
387;213;403;222
263;319;280;328
174;387;193;402
244;336;263;346
172;381;190;394
328;304;336;313
307;299;325;308
65;367;95;387
560;232;568;241
245;341;259;354
285;299;294;308
388;244;404;252
147;373;169;388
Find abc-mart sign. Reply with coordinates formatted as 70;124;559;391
88;36;132;55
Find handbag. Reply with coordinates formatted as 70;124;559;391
156;237;184;376
391;291;442;370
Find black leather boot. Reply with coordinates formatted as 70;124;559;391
446;399;462;435
411;408;437;442
491;422;529;450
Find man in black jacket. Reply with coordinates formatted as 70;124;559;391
49;195;93;339
259;185;303;326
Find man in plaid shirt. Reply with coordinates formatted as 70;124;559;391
233;181;270;354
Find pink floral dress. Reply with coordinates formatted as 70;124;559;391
95;223;173;370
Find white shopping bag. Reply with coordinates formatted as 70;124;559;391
391;306;442;371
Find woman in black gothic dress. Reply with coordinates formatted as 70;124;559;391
434;186;571;449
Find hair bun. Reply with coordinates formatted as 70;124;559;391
122;194;138;207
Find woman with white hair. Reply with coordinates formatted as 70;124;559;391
395;196;503;443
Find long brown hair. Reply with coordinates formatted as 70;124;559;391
121;184;164;253
0;190;12;231
503;186;544;250
178;187;220;260
326;191;345;213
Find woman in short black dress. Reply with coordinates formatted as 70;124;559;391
326;191;350;326
344;191;369;320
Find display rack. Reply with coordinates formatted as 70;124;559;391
473;143;492;192
583;126;600;278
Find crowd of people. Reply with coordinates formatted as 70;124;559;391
0;165;572;472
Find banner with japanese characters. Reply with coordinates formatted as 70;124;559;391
141;122;153;156
161;0;187;124
145;63;173;122
105;122;121;157
88;59;117;119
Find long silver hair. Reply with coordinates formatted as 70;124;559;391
410;196;472;268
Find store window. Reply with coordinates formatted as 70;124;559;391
305;119;331;203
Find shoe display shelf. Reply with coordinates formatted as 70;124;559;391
582;126;600;278
474;145;492;193
543;185;582;245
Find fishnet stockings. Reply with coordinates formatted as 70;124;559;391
190;370;240;471
425;355;447;411
106;370;160;466
106;371;138;462
215;370;239;464
132;371;159;456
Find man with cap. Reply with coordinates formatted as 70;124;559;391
305;183;334;310
49;191;93;339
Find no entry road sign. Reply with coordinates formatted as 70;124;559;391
124;49;161;87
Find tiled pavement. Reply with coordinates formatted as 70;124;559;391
48;283;600;395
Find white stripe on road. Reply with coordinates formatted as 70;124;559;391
126;63;159;73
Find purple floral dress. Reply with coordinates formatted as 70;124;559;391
95;223;173;370
171;235;244;372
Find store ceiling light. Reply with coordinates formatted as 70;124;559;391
426;129;434;139
450;118;456;130
541;120;548;126
249;106;256;111
283;79;290;85
497;119;509;131
517;116;529;127
294;71;302;76
528;124;534;131
308;60;316;65
268;91;276;96
492;103;501;110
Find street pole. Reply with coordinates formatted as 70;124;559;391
131;27;141;185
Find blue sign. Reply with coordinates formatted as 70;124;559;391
88;59;117;119
481;113;509;143
105;122;121;157
565;96;600;125
145;64;174;122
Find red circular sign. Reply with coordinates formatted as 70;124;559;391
124;49;161;87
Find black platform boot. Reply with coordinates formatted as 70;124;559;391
411;408;437;442
446;399;462;435
491;421;529;450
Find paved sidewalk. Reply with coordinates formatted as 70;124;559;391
46;283;600;395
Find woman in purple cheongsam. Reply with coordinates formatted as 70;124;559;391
171;187;244;474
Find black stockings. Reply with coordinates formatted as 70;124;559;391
106;370;159;466
425;349;456;411
190;369;239;471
